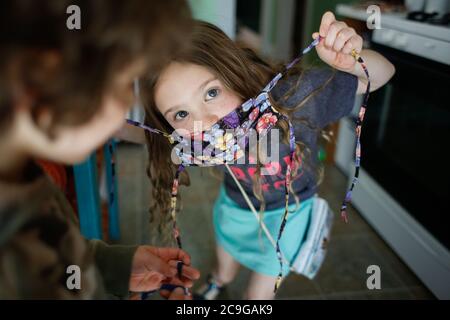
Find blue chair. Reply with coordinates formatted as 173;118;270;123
73;140;120;240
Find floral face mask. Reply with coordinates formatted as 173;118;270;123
126;36;371;292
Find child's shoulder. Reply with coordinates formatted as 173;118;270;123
282;67;352;91
272;67;357;108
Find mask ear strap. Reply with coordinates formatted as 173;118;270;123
339;50;371;223
225;163;292;260
262;36;322;93
273;118;296;292
126;119;175;144
285;35;322;70
170;164;185;249
126;118;185;247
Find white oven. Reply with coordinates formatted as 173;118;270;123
336;3;450;299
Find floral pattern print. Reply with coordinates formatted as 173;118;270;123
256;113;278;133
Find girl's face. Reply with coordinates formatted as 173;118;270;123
154;62;243;133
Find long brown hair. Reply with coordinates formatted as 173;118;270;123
141;21;333;242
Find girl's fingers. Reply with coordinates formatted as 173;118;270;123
319;11;336;38
324;21;346;49
182;265;200;280
342;40;354;55
175;249;192;265
160;289;171;299
129;272;166;292
333;28;356;52
129;293;141;300
354;34;363;53
165;270;193;288
154;247;191;265
164;276;193;288
160;287;192;300
342;34;363;55
312;32;324;49
315;12;363;58
168;287;192;300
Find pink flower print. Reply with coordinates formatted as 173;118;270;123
256;112;277;133
249;107;259;121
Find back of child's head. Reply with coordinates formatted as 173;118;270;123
0;0;192;133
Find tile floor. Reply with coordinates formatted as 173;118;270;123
115;143;435;300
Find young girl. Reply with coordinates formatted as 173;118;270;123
140;12;395;300
0;0;199;299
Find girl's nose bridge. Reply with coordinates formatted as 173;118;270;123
192;108;219;129
206;112;220;124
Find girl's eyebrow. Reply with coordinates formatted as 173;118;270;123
197;77;217;93
164;77;218;117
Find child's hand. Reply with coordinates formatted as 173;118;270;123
312;11;363;72
129;246;200;292
160;286;193;300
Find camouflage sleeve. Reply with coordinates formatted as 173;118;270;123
87;239;137;298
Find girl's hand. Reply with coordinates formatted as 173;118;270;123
313;11;363;73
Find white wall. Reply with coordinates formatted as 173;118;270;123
189;0;237;39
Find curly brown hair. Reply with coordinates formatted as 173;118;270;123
0;0;192;133
140;21;333;243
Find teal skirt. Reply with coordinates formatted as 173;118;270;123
213;186;312;277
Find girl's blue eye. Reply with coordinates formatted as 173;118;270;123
205;88;220;101
174;110;189;121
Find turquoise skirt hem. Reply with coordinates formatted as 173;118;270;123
213;186;312;276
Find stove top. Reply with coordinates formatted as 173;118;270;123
407;11;450;25
336;4;450;42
